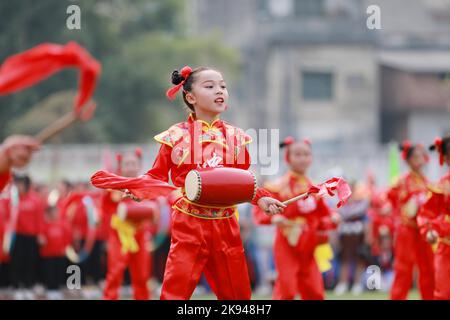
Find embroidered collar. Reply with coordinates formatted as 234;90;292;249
188;113;222;131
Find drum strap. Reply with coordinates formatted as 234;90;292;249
172;197;238;220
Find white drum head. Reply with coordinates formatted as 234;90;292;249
185;170;201;201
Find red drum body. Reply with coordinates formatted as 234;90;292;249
184;168;257;206
118;201;154;223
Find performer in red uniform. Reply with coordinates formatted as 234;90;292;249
418;136;450;300
91;66;285;300
39;203;72;298
0;135;40;192
389;141;434;300
103;150;159;300
253;137;338;300
9;175;45;298
367;190;394;270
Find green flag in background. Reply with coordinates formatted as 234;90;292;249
388;141;401;186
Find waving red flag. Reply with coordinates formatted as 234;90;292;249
0;42;101;114
308;177;352;208
91;170;177;200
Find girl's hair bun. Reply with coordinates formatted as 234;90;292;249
171;70;185;85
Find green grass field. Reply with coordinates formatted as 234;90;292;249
192;290;420;300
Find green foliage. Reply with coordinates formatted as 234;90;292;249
0;0;239;143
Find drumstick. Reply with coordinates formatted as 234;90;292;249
282;192;309;206
34;101;96;143
34;111;77;143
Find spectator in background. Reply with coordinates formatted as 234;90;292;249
39;201;71;299
334;181;370;296
9;174;45;300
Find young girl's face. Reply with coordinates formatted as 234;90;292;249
186;69;228;117
288;142;312;175
121;154;141;178
407;147;427;172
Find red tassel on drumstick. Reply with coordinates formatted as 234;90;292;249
282;177;352;208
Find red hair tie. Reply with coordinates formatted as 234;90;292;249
166;66;192;101
435;137;444;166
401;140;412;160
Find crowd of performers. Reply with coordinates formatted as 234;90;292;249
0;65;450;300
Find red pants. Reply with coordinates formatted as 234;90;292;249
103;230;151;300
390;225;434;300
272;230;324;300
434;243;450;300
160;210;251;300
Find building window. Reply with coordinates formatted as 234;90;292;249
294;0;324;16
302;71;333;101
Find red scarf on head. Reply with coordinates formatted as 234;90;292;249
166;66;192;101
435;137;444;166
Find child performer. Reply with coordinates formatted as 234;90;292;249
389;141;434;300
103;149;159;300
39;202;71;299
92;66;285;300
418;136;450;300
253;137;339;300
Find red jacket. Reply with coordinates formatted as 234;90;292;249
387;171;429;230
418;172;450;238
40;218;71;257
97;190;121;240
253;171;336;251
146;114;270;216
14;191;45;236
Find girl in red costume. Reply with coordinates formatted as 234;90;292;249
156;66;285;300
93;66;285;300
253;137;339;300
389;141;434;300
102;149;159;300
418;136;450;300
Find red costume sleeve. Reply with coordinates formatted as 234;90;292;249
250;187;273;206
144;144;173;182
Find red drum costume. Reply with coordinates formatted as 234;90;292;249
418;172;450;299
389;171;434;300
253;172;337;300
145;113;270;300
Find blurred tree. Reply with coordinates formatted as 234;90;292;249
0;0;239;143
